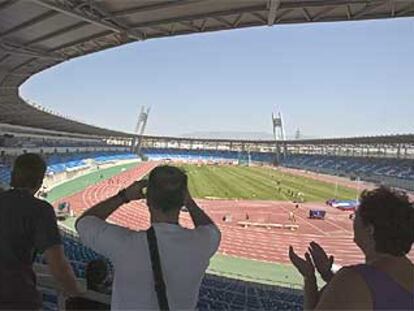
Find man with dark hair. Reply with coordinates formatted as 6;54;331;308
0;153;80;309
76;165;221;310
10;153;47;189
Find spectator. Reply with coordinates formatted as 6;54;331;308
289;187;414;310
66;259;111;310
86;259;111;294
76;165;221;310
0;153;80;310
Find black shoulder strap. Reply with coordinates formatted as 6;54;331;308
147;227;170;311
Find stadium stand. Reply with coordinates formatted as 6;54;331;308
197;275;303;311
34;234;100;280
0;152;138;184
0;164;11;185
1;1;413;309
142;147;414;181
142;148;274;163
35;230;303;310
282;154;414;181
46;152;138;175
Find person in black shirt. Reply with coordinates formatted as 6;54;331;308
0;153;80;310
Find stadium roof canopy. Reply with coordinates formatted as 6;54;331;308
1;0;414;140
143;133;414;145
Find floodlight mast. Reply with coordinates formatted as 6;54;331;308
133;106;150;156
272;111;286;165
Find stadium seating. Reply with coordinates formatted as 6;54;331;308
142;148;414;182
35;233;106;279
41;290;59;311
35;230;110;310
2;148;412;190
35;230;303;310
197;275;303;311
142;148;275;163
0;152;139;184
282;154;414;181
0;164;10;184
47;152;138;175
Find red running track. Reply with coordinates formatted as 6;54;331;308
58;162;414;266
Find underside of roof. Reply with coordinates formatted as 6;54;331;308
142;133;414;145
0;0;413;140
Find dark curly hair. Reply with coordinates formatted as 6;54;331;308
358;187;414;256
147;165;187;212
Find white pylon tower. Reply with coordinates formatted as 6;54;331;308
295;128;301;140
272;111;286;164
133;106;150;155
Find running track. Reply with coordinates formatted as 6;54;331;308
58;162;414;266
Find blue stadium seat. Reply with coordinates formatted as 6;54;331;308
142;148;274;163
46;151;138;175
0;152;139;184
38;229;304;310
282;154;414;182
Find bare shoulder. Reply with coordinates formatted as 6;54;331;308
316;265;372;310
409;260;414;280
324;266;369;293
333;266;365;283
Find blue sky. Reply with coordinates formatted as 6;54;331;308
21;17;414;138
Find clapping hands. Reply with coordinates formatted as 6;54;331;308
289;241;334;282
308;241;334;282
289;246;315;279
